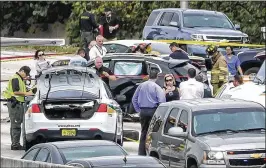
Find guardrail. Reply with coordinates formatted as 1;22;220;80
1;37;65;47
1;157;73;168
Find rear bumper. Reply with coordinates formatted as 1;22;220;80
26;129;116;142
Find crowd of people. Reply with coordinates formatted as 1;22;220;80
2;5;245;151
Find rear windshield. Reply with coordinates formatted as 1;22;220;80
60;146;126;162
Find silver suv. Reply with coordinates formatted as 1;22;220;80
146;98;265;168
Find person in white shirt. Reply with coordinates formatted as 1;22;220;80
69;48;88;67
34;50;52;76
89;35;107;60
179;68;204;99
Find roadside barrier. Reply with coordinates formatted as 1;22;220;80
1;156;73;168
154;40;265;48
0;53;73;62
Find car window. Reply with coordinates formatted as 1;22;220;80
22;148;40;160
159;12;174;26
164;108;180;134
147;62;162;74
35;148;50;162
104;44;129;53
114;61;143;75
47;154;51;163
192;108;265;136
150;106;169;132
177;110;189;132
60;146;126;163
171;13;179;23
146;11;160;26
88;61;110;69
52;60;70;67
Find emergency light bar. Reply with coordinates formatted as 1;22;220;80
0;37;65;47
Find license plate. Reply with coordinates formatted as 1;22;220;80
61;129;76;136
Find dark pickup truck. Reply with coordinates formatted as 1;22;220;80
143;8;249;57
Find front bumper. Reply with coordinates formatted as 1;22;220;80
200;164;263;168
26;129;116;142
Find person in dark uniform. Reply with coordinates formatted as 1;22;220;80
169;42;190;60
100;8;120;41
94;56;116;85
80;5;99;48
3;66;34;150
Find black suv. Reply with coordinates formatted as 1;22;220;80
146;98;265;168
87;53;208;121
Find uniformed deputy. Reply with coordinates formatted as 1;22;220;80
80;5;100;48
3;66;34;150
206;45;229;95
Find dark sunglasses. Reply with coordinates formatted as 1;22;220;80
165;78;173;82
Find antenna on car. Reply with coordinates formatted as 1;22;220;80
123;155;127;165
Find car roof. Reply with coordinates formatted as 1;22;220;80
152;8;224;15
42;66;96;74
76;156;162;166
48;140;117;149
102;54;189;64
163;98;264;111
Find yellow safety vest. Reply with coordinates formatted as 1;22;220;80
3;73;26;102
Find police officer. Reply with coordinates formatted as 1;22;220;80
206;45;229;95
3;66;34;150
80;4;99;48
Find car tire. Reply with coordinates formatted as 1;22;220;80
189;165;198;168
244;67;259;75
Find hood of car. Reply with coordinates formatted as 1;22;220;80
182;27;247;37
197;132;265;151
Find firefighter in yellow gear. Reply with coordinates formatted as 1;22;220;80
206;45;229;95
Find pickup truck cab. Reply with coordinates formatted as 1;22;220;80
143;8;249;42
143;8;249;57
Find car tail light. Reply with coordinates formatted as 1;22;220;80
32;104;41;113
97;104;107;112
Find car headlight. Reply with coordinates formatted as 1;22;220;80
243;36;249;43
191;34;204;41
203;151;225;165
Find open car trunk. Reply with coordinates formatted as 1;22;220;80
42;100;98;120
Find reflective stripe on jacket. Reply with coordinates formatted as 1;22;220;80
3;74;26;102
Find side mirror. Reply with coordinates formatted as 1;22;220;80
169;21;179;28
168;127;196;143
235;24;241;30
115;95;127;102
168;127;188;138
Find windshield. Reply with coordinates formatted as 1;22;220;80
183;12;234;29
60;146;127;162
253;61;265;84
192;108;265;136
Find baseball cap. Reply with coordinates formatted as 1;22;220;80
104;8;112;12
19;66;31;76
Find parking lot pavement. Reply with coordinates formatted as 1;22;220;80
1;120;139;158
